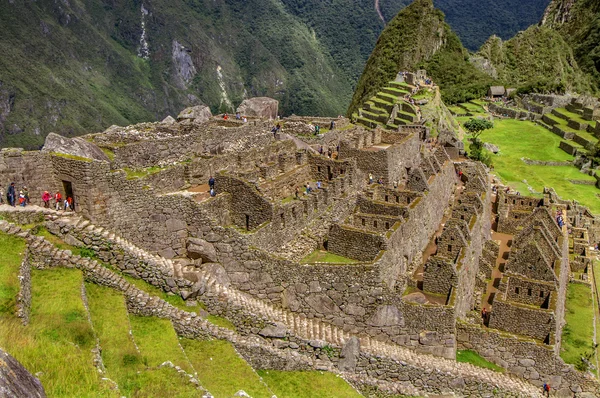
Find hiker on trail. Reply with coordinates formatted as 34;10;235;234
305;183;312;195
315;125;320;135
54;191;62;211
542;383;550;397
7;182;15;207
330;120;335;130
18;191;26;207
369;173;373;184
42;191;51;208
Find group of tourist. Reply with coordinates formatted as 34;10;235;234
368;173;386;185
318;145;339;159
222;113;248;123
1;182;74;211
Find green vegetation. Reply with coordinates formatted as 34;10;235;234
34;226;87;257
464;118;494;166
0;267;115;396
0;233;25;314
561;283;596;371
301;250;359;264
456;350;504;372
124;166;164;180
467;119;600;213
258;370;362;398
181;339;273;398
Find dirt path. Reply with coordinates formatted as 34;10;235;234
375;0;385;25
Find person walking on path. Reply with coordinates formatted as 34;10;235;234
23;186;29;204
42;191;51;208
54;191;62;211
7;183;15;207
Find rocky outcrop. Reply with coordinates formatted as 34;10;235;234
236;97;278;120
177;105;212;124
0;348;46;398
42;133;110;162
186;237;218;263
171;40;197;89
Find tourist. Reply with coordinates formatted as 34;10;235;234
235;112;241;120
393;180;398;189
67;196;73;211
64;197;70;211
294;186;299;199
23;186;29;204
378;177;384;185
542;383;550;397
243;116;247;123
305;183;312;195
54;191;62;211
481;307;487;323
315;125;320;135
7;182;15;207
369;173;373;184
327;148;332;158
317;181;322;189
330;120;335;130
0;186;3;204
319;146;323;155
210;187;215;197
209;176;215;191
18;191;26;207
223;113;229;120
42;191;51;208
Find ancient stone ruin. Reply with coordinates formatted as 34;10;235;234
1;90;600;397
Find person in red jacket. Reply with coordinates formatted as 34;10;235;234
42;191;51;208
54;191;62;211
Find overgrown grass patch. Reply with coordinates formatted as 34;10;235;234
181;338;272;398
0;232;25;314
456;350;504;372
561;283;595;370
257;370;362;398
129;315;193;373
301;250;358;264
124;166;164;180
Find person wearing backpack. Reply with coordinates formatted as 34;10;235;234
542;382;550;397
54;191;62;211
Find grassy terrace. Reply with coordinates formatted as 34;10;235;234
561;283;596;372
0;233;25;313
554;108;597;128
182;339;273;398
464;119;600;213
301;250;359;264
457;350;504;372
258;370;362;398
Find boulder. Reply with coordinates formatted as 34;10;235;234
0;348;46;397
161;115;176;124
236;97;278;120
338;337;360;372
177;105;212;124
258;323;287;338
42;132;110;162
186;237;218;263
367;305;405;327
484;142;499;154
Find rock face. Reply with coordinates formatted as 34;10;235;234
338;337;360;372
177;105;212;124
186;237;218;263
42;132;110;162
236;97;278;120
0;348;46;398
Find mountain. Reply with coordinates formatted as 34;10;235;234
348;0;494;115
378;0;551;52
540;0;600;86
0;0;353;149
475;26;594;94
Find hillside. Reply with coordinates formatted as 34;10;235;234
475;26;594;94
348;0;494;114
540;0;600;87
0;0;353;149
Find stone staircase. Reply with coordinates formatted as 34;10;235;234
29;212;542;396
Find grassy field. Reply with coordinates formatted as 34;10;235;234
181;339;273;398
301;250;358;264
464;119;600;213
258;370;362;398
456;350;504;372
0;232;26;314
561;283;595;370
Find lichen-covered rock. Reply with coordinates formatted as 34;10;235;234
42;132;110;162
0;348;46;398
236;97;278;120
177;105;212;124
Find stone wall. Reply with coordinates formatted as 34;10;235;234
503;277;554;307
328;224;386;261
16;250;31;325
423;257;455;295
488;299;555;341
216;175;273;230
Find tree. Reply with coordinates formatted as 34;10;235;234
464;118;494;166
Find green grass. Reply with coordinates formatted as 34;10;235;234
467;119;600;213
0;267;115;397
0;232;25;314
258;370;362;398
35;226;87;256
181;338;273;398
301;250;359;264
123;166;163;180
561;283;596;370
555;108;597;128
456;350;504;372
129;316;194;373
205;314;236;331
